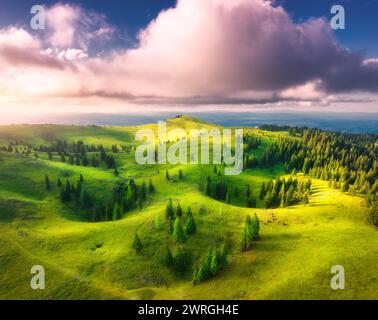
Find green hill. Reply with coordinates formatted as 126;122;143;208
0;116;376;300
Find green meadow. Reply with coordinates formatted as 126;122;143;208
0;116;376;300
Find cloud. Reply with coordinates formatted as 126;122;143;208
0;0;377;108
45;3;114;50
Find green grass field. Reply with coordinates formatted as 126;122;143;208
0;116;376;300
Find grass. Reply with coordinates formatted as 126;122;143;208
0;116;376;300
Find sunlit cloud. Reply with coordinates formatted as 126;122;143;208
0;0;377;112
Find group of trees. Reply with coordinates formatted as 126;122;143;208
165;169;184;181
193;246;227;284
241;214;260;252
243;134;261;169
45;174;155;222
164;246;190;273
261;128;377;219
203;175;229;201
3;139;120;169
260;177;311;209
165;200;197;240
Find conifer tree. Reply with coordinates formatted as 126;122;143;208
166;199;174;220
132;233;143;253
186;213;197;235
173;248;187;273
173;217;186;243
186;206;192;218
140;182;147;201
148;179;155;193
164;246;174;267
45;175;51;191
176;203;183;217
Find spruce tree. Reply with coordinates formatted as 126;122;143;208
164;246;174;267
176;203;183;217
45;175;51;191
166;199;174;220
173;248;187;273
186;206;192;218
173;217;186;243
186;213;197;235
148;179;155;193
140;182;147;201
132;233;143;253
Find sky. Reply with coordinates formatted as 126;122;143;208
0;0;377;116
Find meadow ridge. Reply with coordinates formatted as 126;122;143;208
0;115;376;300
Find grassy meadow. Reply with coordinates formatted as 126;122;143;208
0;115;376;300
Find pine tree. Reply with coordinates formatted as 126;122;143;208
45;175;51;191
168;217;174;234
173;248;187;273
186;213;197;235
164;246;174;267
57;178;62;188
132;233;143;253
176;203;183;217
140;182;147;201
246;185;250;198
179;169;183;180
64;180;71;201
186;206;192;218
173;217;186;243
166;170;170;180
148;179;155;193
251;213;260;240
166;199;174;220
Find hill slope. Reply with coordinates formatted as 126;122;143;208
0;116;376;300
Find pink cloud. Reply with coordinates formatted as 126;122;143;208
0;0;377;110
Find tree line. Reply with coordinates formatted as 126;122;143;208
45;174;155;222
260;176;311;209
